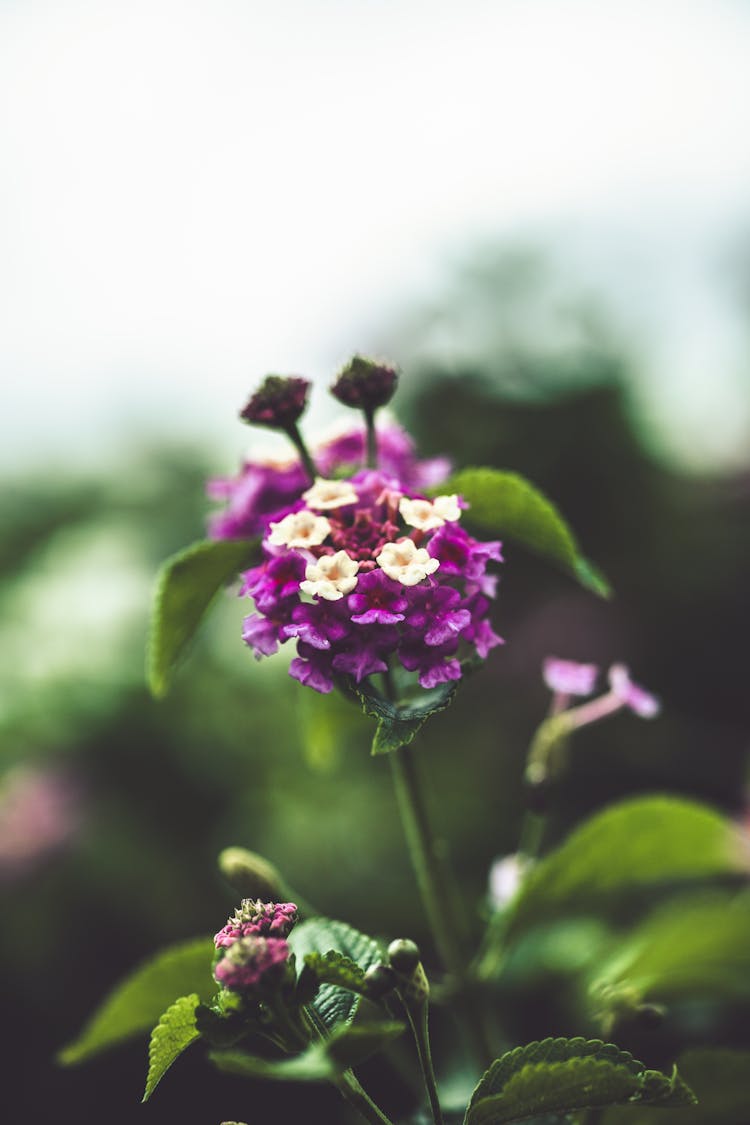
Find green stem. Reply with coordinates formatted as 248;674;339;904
389;747;465;977
335;1070;395;1125
286;421;317;483
389;745;494;1067
517;809;546;863
405;1002;444;1125
364;407;377;468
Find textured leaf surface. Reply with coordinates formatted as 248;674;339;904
302;950;368;996
465;1038;694;1124
504;797;746;940
288;917;382;1031
603;1048;750;1125
590;891;750;1020
148;537;260;697
59;937;214;1064
441;468;611;597
355;679;459;755
143;994;200;1101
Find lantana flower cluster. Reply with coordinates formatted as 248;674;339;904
208;365;504;695
213;897;297;993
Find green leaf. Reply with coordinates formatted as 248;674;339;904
142;994;200;1102
440;468;611;597
288;918;383;1031
590;890;750;1023
503;796;747;942
59;937;214;1065
355;678;459;755
148;537;260;698
327;1020;406;1068
602;1048;750;1125
209;1020;404;1086
464;1038;694;1125
210;1043;336;1083
302;951;369;997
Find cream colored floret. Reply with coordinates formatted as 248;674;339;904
376;538;440;586
268;509;332;548
300;550;360;600
399;494;461;531
302;477;359;510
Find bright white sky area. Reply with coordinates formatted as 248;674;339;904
2;0;750;474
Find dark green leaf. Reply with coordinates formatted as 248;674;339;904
148;537;260;698
503;797;747;942
59;937;214;1065
327;1020;405;1068
288;918;383;1031
590;891;750;1024
210;1043;336;1083
464;1038;694;1124
603;1048;750;1124
355;679;458;755
302;951;369;997
143;994;200;1102
439;468;610;597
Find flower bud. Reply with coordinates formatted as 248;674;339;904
240;376;310;430
387;938;421;975
214;935;290;993
330;356;398;411
363;963;397;1000
218;847;285;901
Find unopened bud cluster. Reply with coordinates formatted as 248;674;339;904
213;898;297;994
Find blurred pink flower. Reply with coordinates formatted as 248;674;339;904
0;767;79;878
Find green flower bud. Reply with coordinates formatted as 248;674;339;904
218;847;284;901
387;938;421;975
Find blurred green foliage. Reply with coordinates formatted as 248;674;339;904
3;266;750;1122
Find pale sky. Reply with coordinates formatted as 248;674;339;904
2;0;750;473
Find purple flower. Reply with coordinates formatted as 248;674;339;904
215;899;298;948
208;460;308;540
282;601;351;650
331;629;398;683
348;570;409;625
241;552;307;613
214;935;290;992
242;613;284;658
542;657;599;698
551;662;661;729
316;424;451;491
404;585;471;647
399;640;462;689
463;595;504;659
608;664;660;718
427;523;503;592
289;645;336;694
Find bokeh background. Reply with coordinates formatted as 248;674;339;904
2;2;750;1122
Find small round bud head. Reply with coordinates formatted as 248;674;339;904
218;847;284;901
363;963;397;1000
330;356;398;411
387;938;421;975
636;1003;667;1029
240;376;310;430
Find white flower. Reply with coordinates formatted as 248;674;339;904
376;538;440;586
300;551;360;600
267;509;332;549
399;494;461;531
302;477;359;510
